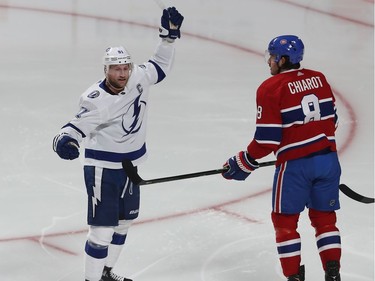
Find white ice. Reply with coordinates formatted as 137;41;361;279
0;0;373;280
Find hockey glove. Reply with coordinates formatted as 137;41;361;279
53;133;80;160
222;151;259;181
159;7;184;41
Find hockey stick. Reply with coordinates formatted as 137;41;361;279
153;0;166;10
153;0;180;30
338;184;374;204
122;160;276;186
122;160;374;204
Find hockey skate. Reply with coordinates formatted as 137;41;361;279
325;261;341;281
101;266;132;281
287;265;305;281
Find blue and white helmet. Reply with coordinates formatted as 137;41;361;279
103;46;132;66
267;35;304;64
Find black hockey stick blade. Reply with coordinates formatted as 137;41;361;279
339;184;374;204
122;160;276;186
122;160;144;185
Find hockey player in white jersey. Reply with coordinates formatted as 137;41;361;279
53;7;184;281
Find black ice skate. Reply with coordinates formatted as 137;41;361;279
287;265;305;281
325;260;341;281
101;266;132;281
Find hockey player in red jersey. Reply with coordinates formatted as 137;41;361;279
222;35;341;281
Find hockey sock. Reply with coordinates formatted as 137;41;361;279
105;220;132;268
271;211;301;277
106;232;127;268
85;240;108;281
309;209;341;270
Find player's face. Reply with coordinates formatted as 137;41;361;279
106;64;131;92
268;55;280;76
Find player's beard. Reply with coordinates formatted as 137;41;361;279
270;64;282;76
107;77;127;92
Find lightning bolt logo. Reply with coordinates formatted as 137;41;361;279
92;185;101;218
122;94;146;136
92;167;103;218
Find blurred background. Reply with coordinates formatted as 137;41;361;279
0;0;373;280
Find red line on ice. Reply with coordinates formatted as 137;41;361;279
0;4;360;255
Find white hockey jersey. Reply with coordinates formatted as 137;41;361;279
58;40;176;169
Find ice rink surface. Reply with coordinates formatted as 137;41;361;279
0;0;373;280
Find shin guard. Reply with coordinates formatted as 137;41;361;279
309;209;341;271
271;211;301;277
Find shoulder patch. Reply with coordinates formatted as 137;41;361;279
136;83;143;94
88;90;100;98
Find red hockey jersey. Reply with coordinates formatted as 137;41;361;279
247;68;338;165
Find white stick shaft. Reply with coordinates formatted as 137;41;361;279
153;0;165;10
153;0;178;29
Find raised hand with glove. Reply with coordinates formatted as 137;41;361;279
53;133;80;160
159;6;184;41
222;151;259;181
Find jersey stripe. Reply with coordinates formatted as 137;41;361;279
62;123;86;138
85;143;147;163
274;162;287;213
148;60;166;83
276;134;335;157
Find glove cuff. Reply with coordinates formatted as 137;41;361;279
53;133;66;152
159;27;180;40
236;151;258;173
159;26;169;38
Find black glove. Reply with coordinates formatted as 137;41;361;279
159;7;184;41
